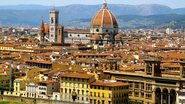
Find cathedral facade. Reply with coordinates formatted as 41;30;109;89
38;1;121;45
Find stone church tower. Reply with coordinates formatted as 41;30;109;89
49;9;59;42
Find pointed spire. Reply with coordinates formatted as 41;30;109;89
102;0;108;9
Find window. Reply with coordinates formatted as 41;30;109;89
98;92;100;97
94;99;97;104
82;90;84;95
134;82;139;89
102;100;105;104
51;34;54;37
146;84;152;91
65;88;67;93
51;28;54;31
94;92;96;97
129;82;133;90
134;91;139;97
98;100;100;104
109;93;111;98
141;92;144;98
86;91;88;96
51;17;54;24
183;67;185;77
96;29;99;32
90;99;92;103
141;83;144;90
146;93;152;100
146;63;152;75
129;91;132;96
61;88;63;93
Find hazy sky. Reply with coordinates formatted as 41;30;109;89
0;0;184;8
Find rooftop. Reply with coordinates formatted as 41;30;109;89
61;73;94;79
91;80;128;87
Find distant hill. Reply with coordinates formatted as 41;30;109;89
117;14;185;29
0;4;185;29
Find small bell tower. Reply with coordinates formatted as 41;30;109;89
144;59;161;77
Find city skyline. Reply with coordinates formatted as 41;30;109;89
0;0;185;8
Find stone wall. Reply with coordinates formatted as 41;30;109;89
0;96;81;104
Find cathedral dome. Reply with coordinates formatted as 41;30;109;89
90;1;118;29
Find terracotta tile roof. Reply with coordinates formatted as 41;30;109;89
38;80;57;84
91;80;128;87
0;44;14;47
61;73;94;79
25;60;52;64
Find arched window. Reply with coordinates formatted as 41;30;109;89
51;17;54;24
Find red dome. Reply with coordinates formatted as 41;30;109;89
91;3;118;29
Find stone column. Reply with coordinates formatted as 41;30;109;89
161;92;163;104
168;93;170;104
176;91;179;104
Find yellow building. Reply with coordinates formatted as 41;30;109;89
0;44;34;53
60;73;95;103
14;78;26;92
89;80;129;104
25;68;40;79
0;74;10;88
60;73;129;104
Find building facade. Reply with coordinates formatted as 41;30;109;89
60;73;95;103
104;59;185;104
60;73;129;104
89;80;129;104
38;1;120;45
